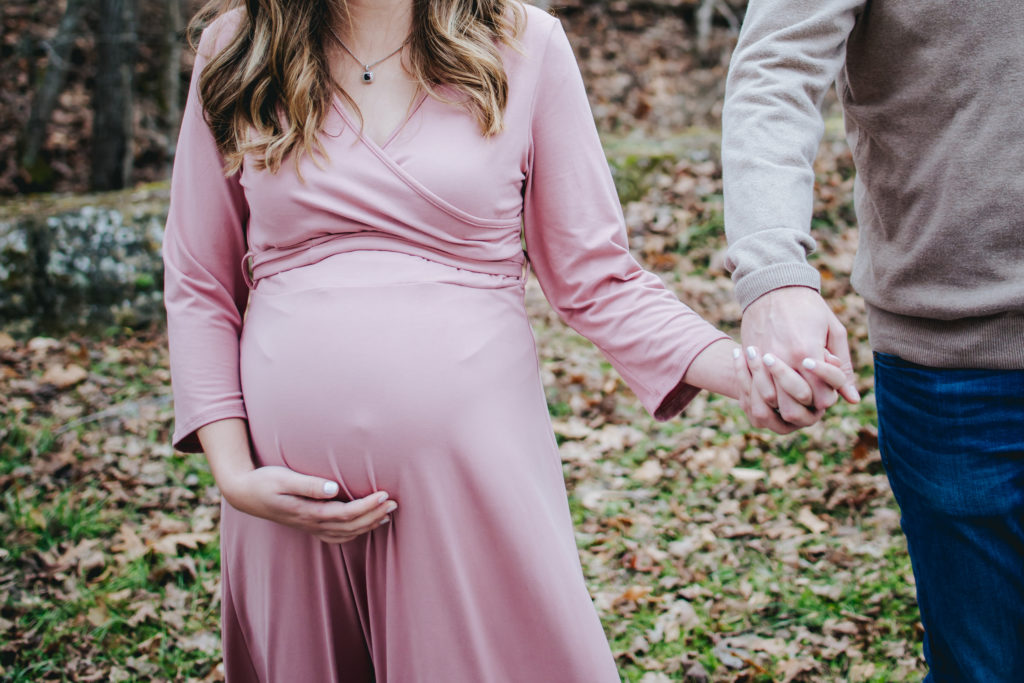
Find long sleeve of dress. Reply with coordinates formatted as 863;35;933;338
721;0;864;309
522;21;728;420
163;18;250;453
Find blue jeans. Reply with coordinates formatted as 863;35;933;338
874;352;1024;682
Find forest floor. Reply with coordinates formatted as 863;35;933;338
0;123;926;681
1;1;925;681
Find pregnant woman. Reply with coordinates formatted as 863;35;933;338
164;0;841;680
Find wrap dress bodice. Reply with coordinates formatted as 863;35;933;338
239;90;528;284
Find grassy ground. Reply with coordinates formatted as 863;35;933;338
0;135;926;682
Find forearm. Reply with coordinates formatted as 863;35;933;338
196;417;256;500
722;0;863;307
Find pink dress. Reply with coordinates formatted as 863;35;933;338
164;6;726;682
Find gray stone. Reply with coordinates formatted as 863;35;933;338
0;185;169;334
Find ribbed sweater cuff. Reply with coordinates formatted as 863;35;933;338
734;262;821;310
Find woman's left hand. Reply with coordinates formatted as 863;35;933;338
733;345;854;433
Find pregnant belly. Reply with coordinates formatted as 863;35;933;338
238;251;552;501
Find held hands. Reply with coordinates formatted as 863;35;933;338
733;345;853;434
742;286;860;427
682;339;851;434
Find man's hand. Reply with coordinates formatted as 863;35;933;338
742;286;859;427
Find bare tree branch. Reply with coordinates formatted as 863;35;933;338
19;0;88;180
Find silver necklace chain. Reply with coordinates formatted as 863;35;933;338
327;25;409;84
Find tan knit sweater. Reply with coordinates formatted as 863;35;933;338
722;0;1024;369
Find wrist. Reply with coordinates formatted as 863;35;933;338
208;457;255;502
744;284;820;313
683;338;741;399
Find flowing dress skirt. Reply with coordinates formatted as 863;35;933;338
224;250;621;682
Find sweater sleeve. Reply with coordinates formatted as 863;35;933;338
163;16;250;452
722;0;864;309
522;21;728;420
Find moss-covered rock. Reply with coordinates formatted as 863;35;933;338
0;185;169;334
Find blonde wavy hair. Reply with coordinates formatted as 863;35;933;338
189;0;525;174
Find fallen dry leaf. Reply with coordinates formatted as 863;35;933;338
849;662;877;681
639;673;672;683
615;585;653;605
52;538;106;575
778;657;819;682
651;599;698;643
634;459;664;485
796;506;831;535
179;630;220;655
729;466;765;482
41;363;88;389
111;524;148;564
109;666;132;682
126;602;159;628
551;418;593;440
150;531;216;555
86;604;110;628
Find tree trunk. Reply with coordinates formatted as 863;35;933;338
163;0;184;171
19;0;88;186
91;0;136;191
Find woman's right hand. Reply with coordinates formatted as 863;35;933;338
218;466;397;544
197;419;396;544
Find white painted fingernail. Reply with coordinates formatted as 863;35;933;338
379;517;391;526
377;492;389;504
762;353;776;367
323;481;339;496
385;502;398;513
732;348;741;360
746;346;757;360
802;358;817;370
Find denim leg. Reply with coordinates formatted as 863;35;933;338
873;352;1024;683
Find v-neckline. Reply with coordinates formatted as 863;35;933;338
331;91;428;151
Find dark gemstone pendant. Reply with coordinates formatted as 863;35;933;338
362;70;375;84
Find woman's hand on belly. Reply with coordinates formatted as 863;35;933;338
220;465;397;544
197;418;397;544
